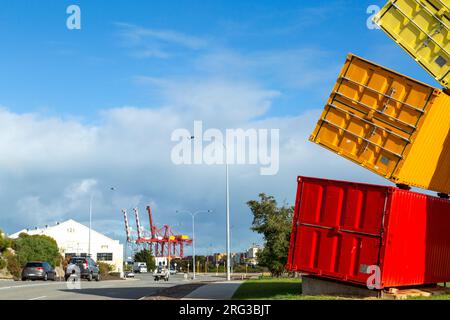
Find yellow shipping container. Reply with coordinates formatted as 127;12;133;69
310;54;450;194
374;0;450;88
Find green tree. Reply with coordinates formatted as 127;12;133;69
247;193;293;277
13;233;61;267
171;258;189;271
134;249;155;270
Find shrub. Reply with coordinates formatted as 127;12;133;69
97;261;113;276
5;253;21;278
124;263;132;272
0;256;6;270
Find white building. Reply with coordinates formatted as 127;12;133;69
246;244;262;266
9;219;123;272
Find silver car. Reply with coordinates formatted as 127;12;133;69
65;256;100;281
22;261;57;281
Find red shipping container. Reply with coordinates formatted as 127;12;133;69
286;176;450;289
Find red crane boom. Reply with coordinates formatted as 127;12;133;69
146;206;156;239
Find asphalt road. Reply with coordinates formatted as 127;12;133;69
0;273;221;300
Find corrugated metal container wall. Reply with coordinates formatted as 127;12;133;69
309;54;450;194
286;176;450;288
374;0;450;88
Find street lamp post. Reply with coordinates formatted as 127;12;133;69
223;142;231;281
189;136;231;281
89;193;93;257
177;209;212;280
191;214;195;278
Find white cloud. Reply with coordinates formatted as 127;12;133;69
0;23;386;253
64;179;98;200
195;48;341;90
0;108;97;173
117;23;342;95
135;77;280;125
131;48;171;59
0;77;386;253
116;23;208;59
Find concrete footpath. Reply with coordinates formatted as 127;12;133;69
182;281;243;300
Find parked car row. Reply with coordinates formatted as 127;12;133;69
21;256;101;282
21;258;176;282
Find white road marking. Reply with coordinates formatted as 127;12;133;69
0;279;136;292
0;282;63;290
28;296;46;300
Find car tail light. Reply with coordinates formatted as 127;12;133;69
84;261;88;269
36;267;44;271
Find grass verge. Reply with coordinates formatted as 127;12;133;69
232;278;450;300
231;277;353;300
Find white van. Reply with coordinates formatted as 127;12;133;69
133;262;147;273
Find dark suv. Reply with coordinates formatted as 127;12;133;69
65;256;100;281
22;261;56;281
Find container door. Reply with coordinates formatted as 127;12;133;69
375;0;450;88
290;177;389;285
310;54;436;180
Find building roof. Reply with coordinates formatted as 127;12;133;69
8;219;121;244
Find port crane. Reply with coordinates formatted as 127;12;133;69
122;206;192;258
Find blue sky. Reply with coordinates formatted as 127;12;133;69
0;1;439;255
0;0;435;119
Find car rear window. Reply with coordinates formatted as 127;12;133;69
70;258;86;264
26;262;43;267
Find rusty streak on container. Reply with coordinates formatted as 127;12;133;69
374;0;450;88
286;176;450;288
310;54;450;194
